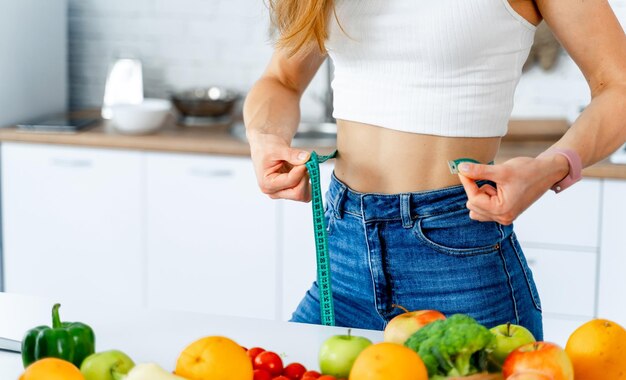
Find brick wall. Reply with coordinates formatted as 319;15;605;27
68;0;626;122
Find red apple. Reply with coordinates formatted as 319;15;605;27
505;371;555;379
502;342;573;380
383;306;446;344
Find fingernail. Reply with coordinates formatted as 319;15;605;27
298;151;308;161
459;163;471;173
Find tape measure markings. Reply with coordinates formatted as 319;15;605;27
306;150;337;326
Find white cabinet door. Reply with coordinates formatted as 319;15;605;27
281;164;334;321
543;316;591;347
2;143;143;307
598;179;626;326
523;247;597;318
514;179;601;248
145;153;278;320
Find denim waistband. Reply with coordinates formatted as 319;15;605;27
326;172;479;227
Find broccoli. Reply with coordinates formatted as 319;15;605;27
404;314;495;378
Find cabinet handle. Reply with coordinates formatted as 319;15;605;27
50;158;93;168
188;167;234;178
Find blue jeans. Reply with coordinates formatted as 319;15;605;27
290;173;543;340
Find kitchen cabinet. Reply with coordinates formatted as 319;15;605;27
542;316;591;348
598;179;626;326
514;179;602;345
524;247;596;317
514;179;602;249
1;142;143;306
280;163;334;321
144;152;279;320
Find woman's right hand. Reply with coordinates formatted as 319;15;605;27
249;133;311;202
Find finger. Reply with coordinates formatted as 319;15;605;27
458;173;481;198
458;163;505;182
468;210;495;222
261;165;308;194
270;146;310;166
478;183;498;197
462;178;506;212
268;173;312;202
459;174;499;211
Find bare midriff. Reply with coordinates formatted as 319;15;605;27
333;119;502;194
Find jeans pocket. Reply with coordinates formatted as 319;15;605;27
413;207;503;256
509;233;543;312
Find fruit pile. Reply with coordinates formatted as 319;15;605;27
17;304;626;380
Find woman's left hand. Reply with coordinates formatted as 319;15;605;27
457;155;568;225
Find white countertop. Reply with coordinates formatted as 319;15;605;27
0;292;383;379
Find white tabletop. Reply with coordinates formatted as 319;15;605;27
0;292;383;379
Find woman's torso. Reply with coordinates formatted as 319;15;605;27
334;121;501;193
328;0;541;193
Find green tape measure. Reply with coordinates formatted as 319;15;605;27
306;150;337;326
448;158;495;174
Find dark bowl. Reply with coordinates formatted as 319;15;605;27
171;87;240;118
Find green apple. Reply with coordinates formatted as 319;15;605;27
80;349;135;380
489;322;536;367
318;330;372;378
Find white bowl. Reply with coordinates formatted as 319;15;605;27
110;99;172;135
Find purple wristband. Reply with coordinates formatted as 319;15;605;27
538;148;582;193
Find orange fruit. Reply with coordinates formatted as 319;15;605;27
175;335;252;380
20;358;84;380
565;318;626;380
349;342;428;380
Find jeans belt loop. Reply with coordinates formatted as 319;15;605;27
333;182;347;220
400;193;413;229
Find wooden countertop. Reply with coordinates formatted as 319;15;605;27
0;117;624;180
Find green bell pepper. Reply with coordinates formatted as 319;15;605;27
22;303;95;368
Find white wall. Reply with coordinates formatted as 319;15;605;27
68;0;328;121
68;0;626;121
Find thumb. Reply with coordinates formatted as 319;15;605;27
458;163;500;181
284;148;310;165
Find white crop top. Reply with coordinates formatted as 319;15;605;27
326;0;537;137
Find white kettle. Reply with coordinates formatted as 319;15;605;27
101;58;144;119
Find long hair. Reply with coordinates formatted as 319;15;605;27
269;0;335;56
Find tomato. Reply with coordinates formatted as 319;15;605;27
254;369;272;380
247;347;266;362
272;377;290;380
283;362;307;380
301;370;321;379
317;376;337;380
254;351;284;376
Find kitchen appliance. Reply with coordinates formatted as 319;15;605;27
0;337;20;353
0;0;67;292
101;58;144;119
16;116;98;133
171;87;240;126
0;0;67;128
